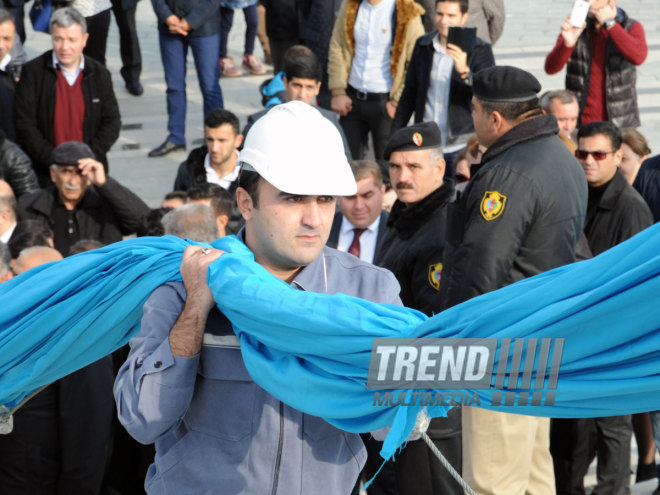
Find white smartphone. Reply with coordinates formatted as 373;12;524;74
570;0;590;27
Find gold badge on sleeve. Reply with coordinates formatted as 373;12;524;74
428;263;443;291
480;191;507;221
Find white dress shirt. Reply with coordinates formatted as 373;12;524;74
336;214;381;264
52;51;85;86
204;152;240;190
0;53;11;72
348;0;396;94
0;222;16;244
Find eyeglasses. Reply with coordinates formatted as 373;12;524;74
575;149;615;161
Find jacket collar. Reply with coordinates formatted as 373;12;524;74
387;178;454;238
44;49;92;76
345;0;424;74
594;168;629;211
481;114;559;165
235;229;332;294
28;186;102;217
418;30;436;46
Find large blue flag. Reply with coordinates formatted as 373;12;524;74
1;223;659;457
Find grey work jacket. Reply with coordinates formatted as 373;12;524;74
114;242;401;494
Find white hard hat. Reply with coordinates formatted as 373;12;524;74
238;101;357;196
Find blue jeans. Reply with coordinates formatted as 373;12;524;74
159;32;224;145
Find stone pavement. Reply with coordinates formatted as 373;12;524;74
17;1;660;492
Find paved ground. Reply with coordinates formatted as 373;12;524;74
18;1;660;492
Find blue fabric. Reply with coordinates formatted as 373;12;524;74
2;224;660;459
261;71;286;108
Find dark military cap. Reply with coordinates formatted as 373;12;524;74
473;66;541;103
50;141;96;166
384;121;443;160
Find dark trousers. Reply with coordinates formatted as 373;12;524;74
339;91;392;161
270;37;298;74
0;357;114;494
394;432;463;495
551;416;632;495
361;434;398;495
83;8;112;66
111;0;142;85
220;4;259;58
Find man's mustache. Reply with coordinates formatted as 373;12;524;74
395;182;414;190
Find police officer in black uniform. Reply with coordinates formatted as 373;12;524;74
374;121;462;495
440;65;587;495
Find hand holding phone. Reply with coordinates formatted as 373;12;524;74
569;0;589;27
447;26;477;54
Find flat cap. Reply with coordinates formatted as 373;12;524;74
51;141;96;166
473;66;541;103
384;121;442;160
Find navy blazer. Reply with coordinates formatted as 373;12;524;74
391;30;495;142
326;210;389;262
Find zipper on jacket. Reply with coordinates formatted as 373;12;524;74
271;401;285;495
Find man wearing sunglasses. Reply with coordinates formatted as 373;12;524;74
551;120;653;494
575;121;653;256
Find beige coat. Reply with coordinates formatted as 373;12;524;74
327;0;425;105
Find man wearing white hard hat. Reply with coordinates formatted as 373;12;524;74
114;101;403;494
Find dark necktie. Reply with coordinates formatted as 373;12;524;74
348;228;366;258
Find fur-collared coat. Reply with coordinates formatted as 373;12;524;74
327;0;425;105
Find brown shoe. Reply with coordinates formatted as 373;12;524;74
220;57;243;77
242;54;267;75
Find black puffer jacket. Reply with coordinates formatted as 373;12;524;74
374;179;461;442
441;115;588;309
374;179;454;317
0;130;39;197
566;8;639;128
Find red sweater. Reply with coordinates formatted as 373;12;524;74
544;22;647;124
53;69;85;145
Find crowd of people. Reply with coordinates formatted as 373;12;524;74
0;0;659;494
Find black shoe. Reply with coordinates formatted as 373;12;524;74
148;140;185;157
126;81;144;96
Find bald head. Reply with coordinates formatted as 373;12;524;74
13;246;62;275
0;180;14;198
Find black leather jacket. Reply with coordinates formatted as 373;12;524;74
441;115;588;308
0;130;39;197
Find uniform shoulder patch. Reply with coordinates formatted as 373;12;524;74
480;191;507;221
428;263;442;291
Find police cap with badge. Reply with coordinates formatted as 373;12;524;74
384;121;443;160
